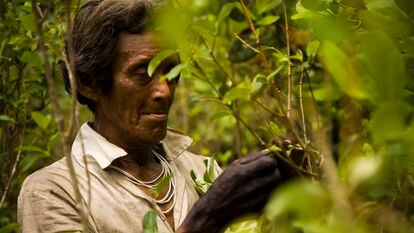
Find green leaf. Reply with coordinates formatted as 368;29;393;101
256;0;282;14
359;31;406;102
20;51;42;67
147;50;177;77
31;111;51;130
15;145;47;154
153;175;172;197
142;210;158;233
215;2;238;31
20;13;37;32
300;0;330;11
19;153;48;172
0;115;15;124
318;41;367;99
202;159;212;183
394;0;414;18
371;101;413;144
359;9;414;38
269;122;284;136
257;15;280;26
166;63;184;81
0;223;20;233
265;181;330;220
223;87;250;104
190;170;211;195
211;111;232;119
266;65;284;81
402;36;414;54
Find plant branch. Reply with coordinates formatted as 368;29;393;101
282;1;292;119
238;0;259;44
299;69;308;144
0;125;25;208
32;1;88;230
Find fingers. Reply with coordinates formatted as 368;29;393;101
238;154;278;176
239;150;271;164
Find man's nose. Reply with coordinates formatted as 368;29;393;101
152;74;173;102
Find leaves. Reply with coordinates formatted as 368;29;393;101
257;15;280;26
31;111;52;130
300;0;330;11
215;2;238;31
318;41;367;99
147;50;177;77
255;0;282;14
142;210;158;233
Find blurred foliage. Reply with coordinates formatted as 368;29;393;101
1;0;414;232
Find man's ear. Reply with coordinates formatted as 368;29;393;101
77;80;102;102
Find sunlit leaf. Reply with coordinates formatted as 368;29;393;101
360;31;406;101
0;115;15;124
20;51;42;67
223;87;250;104
300;0;330;11
31;111;52;130
166;63;185;81
147;50;177;77
256;0;282;14
319;41;367;99
215;2;238;31
257;15;280;26
20;13;37;32
265;181;331;220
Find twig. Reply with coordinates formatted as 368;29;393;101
299;69;308;144
233;33;260;54
282;1;292;119
253;99;285;118
32;1;88;230
304;69;321;131
192;60;223;99
0;126;25;208
64;0;92;217
199;36;237;85
238;0;259;44
236;0;270;72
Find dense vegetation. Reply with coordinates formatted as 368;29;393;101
1;0;413;232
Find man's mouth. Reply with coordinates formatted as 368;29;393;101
141;112;169;120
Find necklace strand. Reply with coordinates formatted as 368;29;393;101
109;149;176;214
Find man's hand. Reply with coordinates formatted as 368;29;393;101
177;151;284;233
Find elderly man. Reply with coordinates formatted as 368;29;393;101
18;0;285;232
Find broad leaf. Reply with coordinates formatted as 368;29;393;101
142;210;158;233
147;50;177;77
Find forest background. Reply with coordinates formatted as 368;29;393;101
1;0;414;232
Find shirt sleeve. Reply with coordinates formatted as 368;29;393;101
18;178;84;233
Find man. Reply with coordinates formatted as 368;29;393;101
18;0;285;232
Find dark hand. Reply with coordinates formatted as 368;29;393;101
177;151;283;233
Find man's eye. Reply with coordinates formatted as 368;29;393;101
134;67;152;83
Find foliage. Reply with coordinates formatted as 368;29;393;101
0;0;414;232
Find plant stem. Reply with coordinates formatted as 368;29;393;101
32;1;88;230
282;1;292;119
238;0;259;44
299;70;308;144
0;126;24;208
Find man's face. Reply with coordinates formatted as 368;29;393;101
94;31;177;150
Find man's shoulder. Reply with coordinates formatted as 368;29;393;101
20;157;72;193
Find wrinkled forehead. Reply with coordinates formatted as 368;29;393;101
117;31;162;57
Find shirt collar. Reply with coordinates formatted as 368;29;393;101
71;122;193;169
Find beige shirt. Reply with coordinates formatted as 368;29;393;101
18;123;220;233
